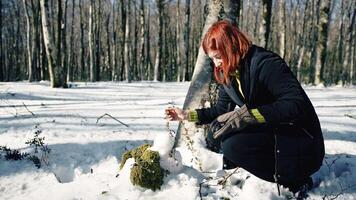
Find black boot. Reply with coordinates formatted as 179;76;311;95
287;177;313;200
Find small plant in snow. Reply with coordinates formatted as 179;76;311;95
0;146;29;160
25;129;51;166
0;129;51;168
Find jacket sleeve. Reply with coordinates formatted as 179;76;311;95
195;85;236;125
256;58;308;125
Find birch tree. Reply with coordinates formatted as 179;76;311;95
176;0;182;82
154;0;164;81
124;0;131;82
139;0;145;80
40;0;60;87
174;0;238;147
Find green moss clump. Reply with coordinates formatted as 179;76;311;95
119;144;164;191
119;143;151;170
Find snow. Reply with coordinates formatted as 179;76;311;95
1;81;356;200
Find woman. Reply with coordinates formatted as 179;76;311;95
165;20;324;195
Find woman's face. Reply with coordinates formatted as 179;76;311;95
208;51;222;68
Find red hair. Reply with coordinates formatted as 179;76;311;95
202;20;252;85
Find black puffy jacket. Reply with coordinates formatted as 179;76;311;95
196;45;325;182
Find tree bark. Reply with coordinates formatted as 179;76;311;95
124;0;131;82
119;0;126;81
40;0;59;87
94;0;101;81
348;6;355;83
154;0;164;81
182;0;191;82
0;0;3;81
139;0;145;81
174;0;227;147
79;0;85;80
68;0;75;82
259;0;272;48
176;0;182;82
314;0;332;85
89;0;95;82
276;0;285;58
23;0;33;82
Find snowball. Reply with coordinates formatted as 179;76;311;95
150;133;175;156
159;150;183;173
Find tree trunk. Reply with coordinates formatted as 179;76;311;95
79;0;85;81
259;0;272;48
124;0;131;82
132;2;138;81
23;0;33;82
68;0;75;82
174;0;229;147
61;0;68;87
145;6;152;80
0;0;3;81
112;0;117;81
182;0;191;82
139;0;145;81
348;6;355;83
95;0;101;81
106;13;112;81
222;0;238;21
154;0;164;81
89;0;95;82
276;0;285;58
314;0;332;85
40;0;59;87
119;0;126;81
176;0;182;82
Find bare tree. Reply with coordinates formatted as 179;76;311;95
313;0;333;85
88;0;94;82
153;0;164;81
124;0;131;82
259;0;272;48
182;0;191;82
139;0;145;80
176;0;182;82
40;0;59;87
23;0;33;82
175;0;237;147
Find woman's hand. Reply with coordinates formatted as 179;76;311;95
165;107;188;121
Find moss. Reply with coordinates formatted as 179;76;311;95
119;144;165;191
119;143;151;170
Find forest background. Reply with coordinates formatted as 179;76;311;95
0;0;355;87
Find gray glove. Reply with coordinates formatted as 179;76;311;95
210;104;258;139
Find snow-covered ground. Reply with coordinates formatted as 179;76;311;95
1;82;356;200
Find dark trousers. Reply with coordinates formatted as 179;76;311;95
206;126;311;190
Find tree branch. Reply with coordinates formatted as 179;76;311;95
22;102;35;116
96;113;129;127
344;114;356;120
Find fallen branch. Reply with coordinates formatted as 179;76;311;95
96;113;129;127
199;168;241;199
322;183;356;200
344;114;356;120
22;102;35;116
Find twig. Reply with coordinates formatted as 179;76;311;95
22;102;35;116
218;167;240;186
322;183;356;200
199;168;241;199
96;113;129;127
344;114;356;120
